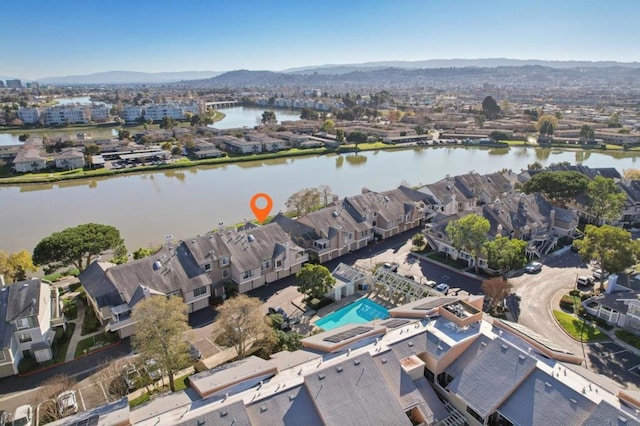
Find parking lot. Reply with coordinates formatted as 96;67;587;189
588;341;640;387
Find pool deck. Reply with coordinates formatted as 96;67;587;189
310;290;398;324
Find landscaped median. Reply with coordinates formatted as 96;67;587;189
552;310;608;342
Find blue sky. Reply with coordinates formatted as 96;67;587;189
2;0;638;79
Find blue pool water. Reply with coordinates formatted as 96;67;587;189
314;299;390;331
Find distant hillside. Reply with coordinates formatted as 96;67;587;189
184;65;640;89
38;70;222;85
283;58;640;75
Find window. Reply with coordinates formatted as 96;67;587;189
361;230;368;238
193;286;207;297
437;371;454;388
261;260;271;270
204;263;211;272
222;269;230;278
18;332;32;343
276;260;282;268
243;270;254;279
15;318;29;330
466;406;484;423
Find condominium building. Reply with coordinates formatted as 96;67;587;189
121;102;201;123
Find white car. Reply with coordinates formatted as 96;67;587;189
435;283;450;295
12;405;32;426
57;390;79;417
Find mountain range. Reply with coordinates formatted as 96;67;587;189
5;59;640;85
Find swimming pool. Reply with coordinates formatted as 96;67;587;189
314;299;390;331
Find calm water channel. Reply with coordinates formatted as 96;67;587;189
2;146;639;253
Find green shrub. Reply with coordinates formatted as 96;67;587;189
81;306;100;335
569;290;581;297
616;329;640;349
63;300;78;319
69;282;82;292
560;294;577;311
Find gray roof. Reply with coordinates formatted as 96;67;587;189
246;384;323;426
446;337;537;418
0;286;12;350
6;278;42;321
270;213;320;243
498;369;596;426
54;148;84;160
178;400;251;426
303;352;411;426
297;204;370;238
106;246;211;304
78;261;122;308
389;330;451;361
344;186;425;224
582;400;640;426
182;232;231;267
372;351;448;423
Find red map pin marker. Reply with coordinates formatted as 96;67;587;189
250;193;273;224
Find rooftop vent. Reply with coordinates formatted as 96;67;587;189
518;354;526;361
545;382;552;388
318;374;326;380
336;366;343;373
332;211;339;218
353;360;360;366
569;398;578;404
153;261;162;271
248;234;255;243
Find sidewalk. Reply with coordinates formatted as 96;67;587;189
64;298;105;362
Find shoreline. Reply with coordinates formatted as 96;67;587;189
1;141;640;186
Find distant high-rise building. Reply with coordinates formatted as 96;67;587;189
25;82;39;89
5;79;22;89
0;80;5;88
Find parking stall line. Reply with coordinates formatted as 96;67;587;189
77;387;87;411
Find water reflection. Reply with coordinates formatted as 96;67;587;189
336;156;344;168
488;148;510;156
535;148;551;161
344;153;368;166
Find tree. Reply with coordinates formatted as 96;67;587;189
261;111;277;125
321;119;335;132
521;171;590;206
346;131;368;145
117;129;131;140
33;374;76;423
300;108;319;120
481;278;511;315
285;187;322;216
489;131;509;142
215;294;271;360
84;143;101;156
482;96;500;120
297;264;336;301
133;247;155;260
319;185;334;206
623;169;640;180
446;214;490;273
93;358;130;401
586;176;626;224
161;142;172;151
18;133;30;142
132;296;190;392
412;233;426;249
0;250;37;283
335;129;345;143
575;225;640;292
159;116;177;129
579;125;595;141
484;236;527;278
537;114;558;136
33;223;125;272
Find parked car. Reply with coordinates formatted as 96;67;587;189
435;283;450;295
188;343;202;362
383;262;399;272
525;261;543;274
268;306;288;319
122;363;141;391
404;274;415;281
57;390;79;417
12;405;32;426
593;268;609;280
0;410;7;426
143;358;162;381
576;276;594;288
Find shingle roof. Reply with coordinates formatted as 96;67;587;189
0;286;12;350
498;369;596;426
297;204;370;238
582;400;640;426
245;384;323;426
177;400;251;426
389;330;451;361
6;278;42;321
446;337;537;418
78;261;122;308
303;352;411;426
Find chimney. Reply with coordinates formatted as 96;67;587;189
0;274;5;286
218;221;224;232
605;274;617;294
549;209;556;230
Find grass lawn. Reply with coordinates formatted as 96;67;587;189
128;373;190;408
52;323;76;363
74;332;119;358
553;310;608;342
425;251;469;270
128;392;150;408
503;140;527;146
